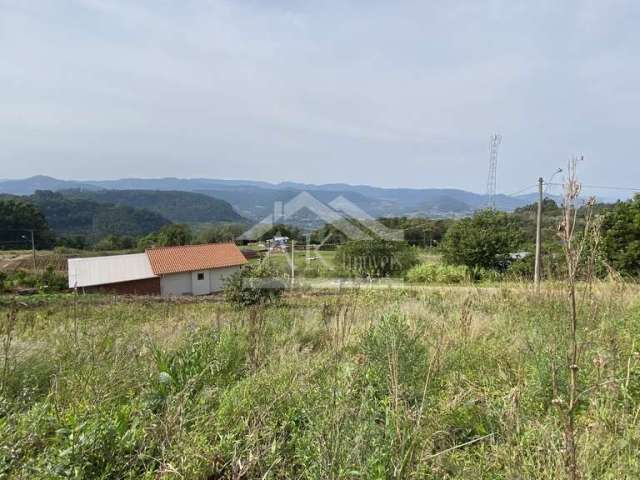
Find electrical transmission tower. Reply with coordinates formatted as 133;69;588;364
485;133;502;208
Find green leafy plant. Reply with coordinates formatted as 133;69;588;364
224;261;285;307
405;263;470;284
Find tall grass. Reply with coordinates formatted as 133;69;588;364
0;283;638;478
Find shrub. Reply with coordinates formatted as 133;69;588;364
506;256;535;280
359;312;428;403
224;261;285;307
405;263;469;284
39;266;68;291
1;268;68;292
470;266;502;282
335;240;418;278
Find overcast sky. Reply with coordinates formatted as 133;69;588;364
1;0;639;195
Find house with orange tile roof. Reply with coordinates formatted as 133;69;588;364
68;243;247;296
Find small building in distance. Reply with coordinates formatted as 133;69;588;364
266;236;289;253
67;243;247;296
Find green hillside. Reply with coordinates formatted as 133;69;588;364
29;191;170;237
62;189;244;224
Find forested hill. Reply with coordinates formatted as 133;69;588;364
29;191;170;237
60;189;244;224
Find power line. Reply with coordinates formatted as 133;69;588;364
546;182;640;192
506;184;537;197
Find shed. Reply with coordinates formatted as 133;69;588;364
146;243;247;296
67;243;247;296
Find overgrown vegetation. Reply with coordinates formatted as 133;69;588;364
0;267;67;293
224;261;285;306
1;283;639;478
405;262;470;284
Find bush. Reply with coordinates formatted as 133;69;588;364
335;240;418;278
360;312;429;403
506;256;535;280
471;266;502;282
1;267;68;292
39;266;68;291
405;263;469;284
224;261;286;307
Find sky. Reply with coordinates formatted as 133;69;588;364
1;0;639;196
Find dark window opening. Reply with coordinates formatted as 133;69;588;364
197;272;205;281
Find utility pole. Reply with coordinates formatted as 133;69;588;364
31;230;36;271
534;177;543;291
290;239;295;288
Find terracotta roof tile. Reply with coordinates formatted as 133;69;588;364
146;243;247;275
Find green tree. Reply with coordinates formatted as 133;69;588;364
137;233;159;250
56;235;88;250
335;240;418;278
441;210;524;271
0;198;54;249
93;234;136;251
310;222;349;245
195;223;245;244
157;224;192;246
601;195;640;276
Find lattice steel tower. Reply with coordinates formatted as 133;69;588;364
485;133;502;208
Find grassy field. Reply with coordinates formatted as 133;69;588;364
1;282;640;478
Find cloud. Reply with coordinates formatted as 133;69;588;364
0;0;639;193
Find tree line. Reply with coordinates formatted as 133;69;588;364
2;191;640;278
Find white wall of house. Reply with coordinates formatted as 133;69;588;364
191;270;210;295
209;266;239;292
160;266;241;296
161;272;192;296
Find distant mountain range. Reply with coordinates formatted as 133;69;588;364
0;175;565;221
